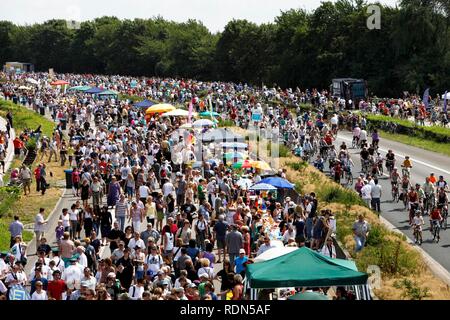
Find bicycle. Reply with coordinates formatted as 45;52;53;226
413;225;422;245
343;168;353;186
431;219;441;243
441;205;448;229
401;166;411;179
361;159;370;175
391;183;399;202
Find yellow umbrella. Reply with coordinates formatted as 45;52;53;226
252;160;272;171
146;103;176;114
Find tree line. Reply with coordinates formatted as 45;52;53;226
1;0;450;97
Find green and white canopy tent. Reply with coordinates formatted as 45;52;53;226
245;247;371;300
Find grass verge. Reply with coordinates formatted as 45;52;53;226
379;130;450;157
0;98;65;251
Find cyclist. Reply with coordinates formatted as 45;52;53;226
352;124;361;147
371;129;380;149
423;177;436;214
429;206;443;241
319;136;329;159
332;160;343;183
408;187;420;224
303;138;313;158
429;173;437;184
385;149;395;173
437;187;448;210
411;210;424;245
436;175;448;192
313;154;325;172
359;127;368;148
401;156;412;177
415;183;426;213
360;147;370;172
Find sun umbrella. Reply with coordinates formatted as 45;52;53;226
219;142;248;150
200;111;220;117
252;160;272;171
232;159;253;169
161;109;195;117
18;86;32;90
98;89;119;96
287;292;330;301
26;78;39;85
224;152;246;160
179;123;193;129
133;99;155;108
146;103;176;114
256;177;294;189
249;183;277;191
50;80;69;86
254;247;298;263
68;85;91;91
85;87;105;94
192;119;216;128
236;178;253;189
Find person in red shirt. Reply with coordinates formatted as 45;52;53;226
430;206;443;232
34;164;42;192
324;133;333;146
13;137;23;156
47;270;66;300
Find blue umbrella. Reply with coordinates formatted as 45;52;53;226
133;99;155;108
249;183;277;191
256;177;294;189
85;87;104;94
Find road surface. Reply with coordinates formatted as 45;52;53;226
328;130;450;271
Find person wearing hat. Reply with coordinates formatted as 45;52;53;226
234;249;248;278
4;261;27;288
62;256;83;290
76;246;88;268
185;282;199;300
30;266;48;295
51;247;65;272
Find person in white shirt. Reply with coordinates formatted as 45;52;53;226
138;185;151;203
31;281;48;300
76;246;88;268
360;181;372;209
62;258;83;290
128;278;145;300
282;225;296;245
34;208;48;253
127;232;145;252
81;267;97;291
162;180;175;201
5;262;27;287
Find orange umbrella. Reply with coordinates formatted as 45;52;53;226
50;80;69;86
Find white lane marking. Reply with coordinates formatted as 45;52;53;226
338;134;450;175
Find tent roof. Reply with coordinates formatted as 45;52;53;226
246;247;368;288
98;89;118;95
133;99;155;108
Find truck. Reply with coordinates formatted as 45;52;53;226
330;78;368;108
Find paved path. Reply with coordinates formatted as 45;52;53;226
0;116;15;186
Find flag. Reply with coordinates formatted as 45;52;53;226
444;91;448;113
423;88;430;109
188;99;193;124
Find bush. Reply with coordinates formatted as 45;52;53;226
366;114;450;143
25;137;37;151
218;119;234;127
267;141;290;158
287;161;308;171
317;185;365;207
394;278;431;300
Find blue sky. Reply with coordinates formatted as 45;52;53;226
0;0;398;33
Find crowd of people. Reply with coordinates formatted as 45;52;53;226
3;69;447;301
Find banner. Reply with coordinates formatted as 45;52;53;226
445;91;448;113
423;88;430;109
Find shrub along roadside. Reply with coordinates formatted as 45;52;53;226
231;126;450;299
366;114;450;143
